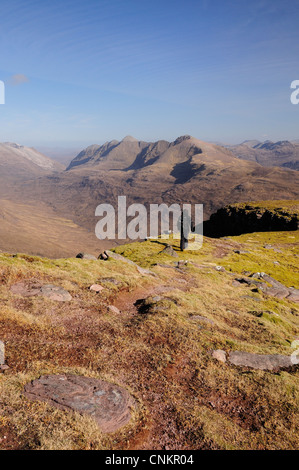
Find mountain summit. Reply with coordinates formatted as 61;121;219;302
0;142;64;180
66;135;235;173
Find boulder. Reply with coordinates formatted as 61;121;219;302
98;252;109;260
159;245;178;257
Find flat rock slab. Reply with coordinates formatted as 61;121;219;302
11;281;72;302
228;351;294;371
40;285;72;302
105;250;157;277
76;253;97;260
24;375;134;433
10;280;41;297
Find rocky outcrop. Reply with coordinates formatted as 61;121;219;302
204;203;298;237
233;273;299;304
159;245;178;257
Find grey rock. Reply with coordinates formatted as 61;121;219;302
228;351;294;371
211;350;227;363
159;245;178;257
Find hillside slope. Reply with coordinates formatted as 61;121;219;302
0;220;298;450
204;200;299;237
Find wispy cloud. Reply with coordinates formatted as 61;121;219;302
9;74;29;86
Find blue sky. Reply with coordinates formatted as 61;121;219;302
0;0;299;148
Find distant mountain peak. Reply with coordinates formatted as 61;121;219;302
0;141;64;174
121;136;138;143
173;135;192;145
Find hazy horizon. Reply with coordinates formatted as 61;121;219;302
4;134;299;156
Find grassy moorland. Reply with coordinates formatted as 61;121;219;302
0;226;298;450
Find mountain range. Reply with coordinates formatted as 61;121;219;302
0;135;298;257
227;139;299;170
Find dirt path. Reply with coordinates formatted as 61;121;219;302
110;270;197;450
